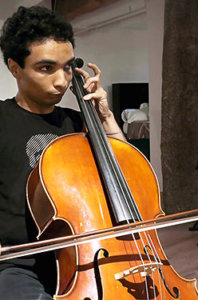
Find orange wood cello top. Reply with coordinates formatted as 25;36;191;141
27;133;198;300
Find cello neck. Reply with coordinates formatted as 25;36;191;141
71;59;141;224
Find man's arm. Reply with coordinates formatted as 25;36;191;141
100;110;126;141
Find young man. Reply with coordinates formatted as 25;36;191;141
0;5;125;300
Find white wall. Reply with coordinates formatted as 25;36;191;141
0;19;18;100
65;14;149;111
63;0;149;110
65;0;165;190
146;0;164;190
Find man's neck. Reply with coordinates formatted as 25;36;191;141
15;95;55;114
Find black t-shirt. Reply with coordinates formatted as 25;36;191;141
0;98;83;275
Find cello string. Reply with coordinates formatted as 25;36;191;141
77;97;151;298
87;101;162;299
95;112;165;299
147;234;166;299
98;135;163;299
84;102;154;299
96;121;164;298
73;72;144;224
90;119;160;298
72;68;161;299
142;233;164;300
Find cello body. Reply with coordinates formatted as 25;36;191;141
27;132;198;300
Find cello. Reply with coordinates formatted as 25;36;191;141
1;59;198;299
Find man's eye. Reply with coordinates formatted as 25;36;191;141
40;65;52;71
64;65;71;72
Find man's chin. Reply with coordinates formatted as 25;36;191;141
48;93;64;102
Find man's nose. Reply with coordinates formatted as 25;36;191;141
54;70;68;90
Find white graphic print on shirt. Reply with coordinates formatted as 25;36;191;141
26;133;58;168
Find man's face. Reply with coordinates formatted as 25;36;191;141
17;39;74;113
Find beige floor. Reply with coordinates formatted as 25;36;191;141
158;222;198;286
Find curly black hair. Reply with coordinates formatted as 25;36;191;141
0;6;75;68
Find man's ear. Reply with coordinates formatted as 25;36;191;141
7;58;22;79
